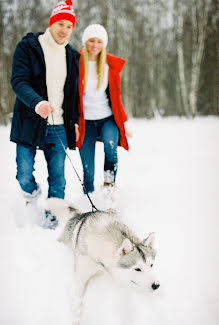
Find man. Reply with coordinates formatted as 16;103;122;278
10;0;80;229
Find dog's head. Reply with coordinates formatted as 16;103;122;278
110;232;160;292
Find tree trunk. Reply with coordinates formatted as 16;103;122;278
189;3;209;117
176;1;190;116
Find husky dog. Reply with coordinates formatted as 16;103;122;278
48;198;160;325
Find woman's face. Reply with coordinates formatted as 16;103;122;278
86;38;104;59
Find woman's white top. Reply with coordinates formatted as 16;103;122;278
83;61;112;120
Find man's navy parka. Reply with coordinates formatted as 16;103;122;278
10;32;80;149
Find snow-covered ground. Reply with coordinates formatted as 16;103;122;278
1;117;219;325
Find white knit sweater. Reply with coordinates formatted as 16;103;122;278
35;28;67;125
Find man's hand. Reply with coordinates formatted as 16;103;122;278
37;102;54;119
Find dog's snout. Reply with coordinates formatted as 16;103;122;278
151;282;160;290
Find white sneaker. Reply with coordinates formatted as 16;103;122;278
22;185;42;204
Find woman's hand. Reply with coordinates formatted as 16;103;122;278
75;124;80;142
124;121;133;137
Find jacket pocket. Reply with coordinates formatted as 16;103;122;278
13;111;46;146
22;116;46;146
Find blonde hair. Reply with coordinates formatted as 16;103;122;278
82;46;106;90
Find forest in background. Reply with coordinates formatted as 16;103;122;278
0;0;218;125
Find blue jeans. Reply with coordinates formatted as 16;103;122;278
80;116;119;193
16;125;68;199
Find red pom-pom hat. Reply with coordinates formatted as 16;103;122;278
49;0;76;28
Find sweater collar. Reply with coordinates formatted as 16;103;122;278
41;28;68;49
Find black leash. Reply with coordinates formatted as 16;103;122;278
47;114;99;212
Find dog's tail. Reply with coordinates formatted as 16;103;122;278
47;198;81;222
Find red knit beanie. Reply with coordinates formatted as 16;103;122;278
49;0;76;28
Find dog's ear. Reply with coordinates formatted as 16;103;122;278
118;238;133;255
143;232;155;249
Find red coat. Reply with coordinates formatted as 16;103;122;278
76;52;129;151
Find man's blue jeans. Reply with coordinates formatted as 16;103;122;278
80;116;119;193
16;125;68;199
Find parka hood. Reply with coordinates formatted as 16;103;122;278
21;32;43;47
21;32;80;60
106;53;126;74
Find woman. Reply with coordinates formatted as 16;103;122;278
77;24;130;194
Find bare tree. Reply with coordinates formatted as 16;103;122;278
189;0;210;116
175;0;190;116
175;0;210;116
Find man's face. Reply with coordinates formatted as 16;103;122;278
50;20;73;45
